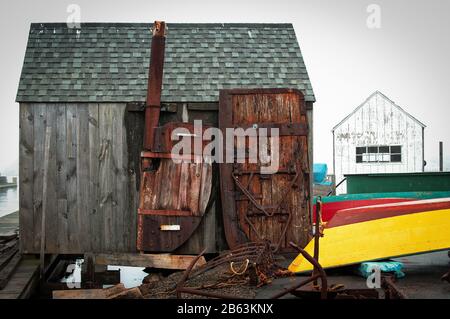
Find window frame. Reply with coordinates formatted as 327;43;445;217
355;145;402;164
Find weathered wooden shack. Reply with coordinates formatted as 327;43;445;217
16;23;315;255
333;91;425;194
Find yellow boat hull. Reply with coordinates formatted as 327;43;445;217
289;208;450;273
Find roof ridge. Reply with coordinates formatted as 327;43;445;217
30;22;294;28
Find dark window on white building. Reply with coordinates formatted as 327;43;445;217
356;145;402;163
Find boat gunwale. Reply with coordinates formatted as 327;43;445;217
327;198;450;228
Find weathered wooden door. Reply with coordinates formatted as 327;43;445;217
137;123;212;252
219;89;311;252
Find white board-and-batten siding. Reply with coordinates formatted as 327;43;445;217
333;92;425;194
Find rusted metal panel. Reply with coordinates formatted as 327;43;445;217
219;89;311;252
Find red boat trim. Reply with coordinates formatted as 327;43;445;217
327;198;450;228
313;198;414;223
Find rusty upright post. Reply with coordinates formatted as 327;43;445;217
312;196;322;286
271;242;327;299
143;21;166;151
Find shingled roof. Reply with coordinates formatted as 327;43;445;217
16;23;315;103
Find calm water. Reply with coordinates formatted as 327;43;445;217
0;186;19;218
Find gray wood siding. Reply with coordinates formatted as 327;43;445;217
20;103;134;254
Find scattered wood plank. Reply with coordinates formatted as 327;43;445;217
94;253;207;270
42;282;102;295
105;283;127;296
108;287;143;299
53;288;108;299
52;283;127;299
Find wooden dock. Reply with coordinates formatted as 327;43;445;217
0;257;40;299
0;210;40;299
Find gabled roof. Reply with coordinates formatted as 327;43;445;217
332;90;426;132
16;23;315;103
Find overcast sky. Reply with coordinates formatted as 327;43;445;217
0;0;449;174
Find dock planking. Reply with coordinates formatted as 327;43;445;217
0;211;39;299
0;257;40;299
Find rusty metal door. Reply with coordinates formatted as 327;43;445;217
219;89;311;252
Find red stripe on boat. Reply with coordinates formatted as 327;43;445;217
313;198;414;223
326;197;450;228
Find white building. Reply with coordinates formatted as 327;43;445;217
332;91;426;194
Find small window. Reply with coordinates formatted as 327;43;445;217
379;146;389;153
391;154;402;162
356;147;366;154
390;146;401;153
355;145;402;163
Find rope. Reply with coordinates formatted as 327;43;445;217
230;259;249;275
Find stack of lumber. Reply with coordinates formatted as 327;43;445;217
0;232;21;290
